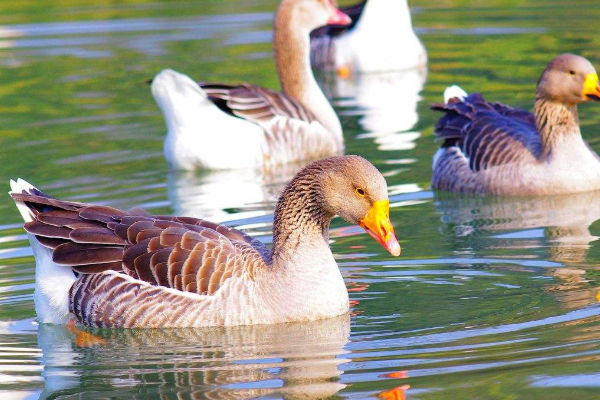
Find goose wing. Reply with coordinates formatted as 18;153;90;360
11;187;269;326
432;93;540;172
200;83;317;126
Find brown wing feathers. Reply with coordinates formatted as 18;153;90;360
200;83;316;125
12;189;268;297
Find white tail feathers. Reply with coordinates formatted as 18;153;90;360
9;178;38;223
444;85;468;104
9;178;76;324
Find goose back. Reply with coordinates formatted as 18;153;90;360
432;93;539;172
12;189;269;327
201;82;343;165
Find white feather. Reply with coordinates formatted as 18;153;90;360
432;148;445;170
9;179;76;324
333;0;427;73
9;178;36;223
444;85;468;104
151;69;265;170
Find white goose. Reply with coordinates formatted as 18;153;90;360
151;0;351;171
310;0;427;75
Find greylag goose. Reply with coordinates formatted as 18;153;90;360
432;54;600;196
151;0;351;171
10;156;400;328
310;0;426;76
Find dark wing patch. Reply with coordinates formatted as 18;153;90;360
12;188;269;298
310;0;365;39
200;83;316;125
432;93;541;171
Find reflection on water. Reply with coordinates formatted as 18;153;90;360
1;0;600;398
318;67;425;152
167;162;302;222
38;315;350;399
435;191;600;261
435;191;600;310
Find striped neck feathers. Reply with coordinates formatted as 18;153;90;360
271;162;333;264
534;97;581;158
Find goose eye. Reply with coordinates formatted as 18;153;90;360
569;70;576;75
355;188;365;197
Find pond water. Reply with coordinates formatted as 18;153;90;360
1;0;600;399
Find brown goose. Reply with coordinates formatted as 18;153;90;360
10;156;400;328
151;0;351;171
432;54;600;196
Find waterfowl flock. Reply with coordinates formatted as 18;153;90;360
8;0;600;328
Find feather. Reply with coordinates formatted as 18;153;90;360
53;242;123;266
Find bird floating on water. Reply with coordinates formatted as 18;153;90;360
151;0;351;171
10;155;400;328
432;53;600;196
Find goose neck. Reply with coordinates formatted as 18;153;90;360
273;8;342;138
270;169;333;266
534;97;581;158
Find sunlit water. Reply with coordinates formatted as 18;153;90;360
0;0;600;399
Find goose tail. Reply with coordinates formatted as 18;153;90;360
9;179;76;324
150;69;215;132
443;85;468;104
9;178;38;222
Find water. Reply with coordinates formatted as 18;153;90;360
1;0;600;398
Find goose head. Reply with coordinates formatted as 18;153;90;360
537;54;600;104
276;0;351;34
274;156;400;257
321;156;400;256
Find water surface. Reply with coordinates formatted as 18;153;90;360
1;0;600;399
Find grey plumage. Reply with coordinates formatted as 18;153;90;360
432;54;600;195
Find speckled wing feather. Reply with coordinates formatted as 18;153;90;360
11;188;269;327
432;93;541;172
310;1;365;68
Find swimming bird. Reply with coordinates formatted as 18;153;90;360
310;0;426;75
151;0;351;171
432;54;600;196
10;156;400;328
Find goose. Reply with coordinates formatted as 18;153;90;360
151;0;351;171
432;54;600;196
10;155;400;328
310;0;426;75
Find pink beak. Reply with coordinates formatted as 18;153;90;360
327;8;352;25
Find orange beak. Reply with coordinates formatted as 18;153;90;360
583;73;600;101
359;200;401;257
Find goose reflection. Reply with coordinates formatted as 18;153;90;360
317;67;426;150
435;191;600;309
167;163;302;222
38;315;350;399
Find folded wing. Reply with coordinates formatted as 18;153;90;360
11;189;269;296
432;93;540;172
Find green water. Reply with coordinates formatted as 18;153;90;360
1;0;600;399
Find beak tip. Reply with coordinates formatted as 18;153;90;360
387;240;401;257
